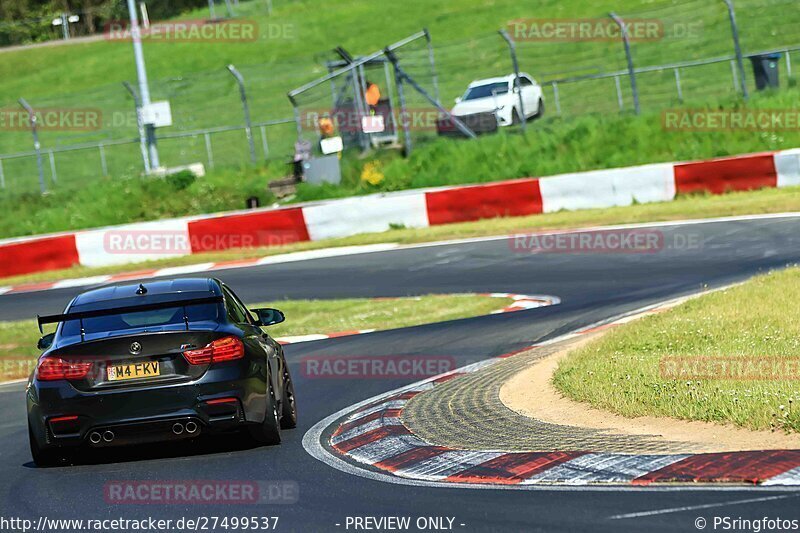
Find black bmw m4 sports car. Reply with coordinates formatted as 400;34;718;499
27;277;296;467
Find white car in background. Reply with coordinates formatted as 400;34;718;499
451;73;544;127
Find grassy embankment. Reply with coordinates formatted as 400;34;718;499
554;268;800;433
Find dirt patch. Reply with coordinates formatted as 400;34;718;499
500;334;800;452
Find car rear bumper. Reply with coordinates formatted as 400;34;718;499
27;361;267;450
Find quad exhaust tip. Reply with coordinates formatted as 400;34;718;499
185;421;198;434
102;430;114;443
89;432;102;444
172;423;184;435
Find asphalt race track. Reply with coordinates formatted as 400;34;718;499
2;215;800;532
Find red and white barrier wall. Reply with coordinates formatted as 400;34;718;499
2;148;800;278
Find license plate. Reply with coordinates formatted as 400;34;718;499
107;361;160;381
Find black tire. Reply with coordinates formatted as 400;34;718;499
534;98;545;119
249;383;281;445
29;424;64;467
280;365;297;429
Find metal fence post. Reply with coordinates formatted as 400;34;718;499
609;13;640;115
260;125;269;159
552;82;562;115
0;158;5;190
204;133;215;169
48;150;58;183
18;98;46;194
730;59;740;92
208;0;216;19
99;143;108;175
227;64;257;165
123;81;151;175
392;62;413;156
499;29;526;131
674;68;684;102
786;50;793;79
423;28;441;105
614;75;624;111
722;0;749;99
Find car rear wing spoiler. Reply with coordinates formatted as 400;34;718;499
36;295;224;336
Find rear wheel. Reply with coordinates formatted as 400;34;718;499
534;98;545;119
280;365;297;429
249;383;281;445
29;424;65;467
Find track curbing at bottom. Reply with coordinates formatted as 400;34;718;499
309;294;800;487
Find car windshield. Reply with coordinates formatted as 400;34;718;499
61;303;220;339
462;82;509;100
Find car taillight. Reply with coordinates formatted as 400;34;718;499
37;357;93;381
183;336;244;365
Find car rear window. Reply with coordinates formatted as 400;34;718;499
463;82;509;100
61;303;220;338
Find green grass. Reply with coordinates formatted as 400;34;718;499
553;268;800;433
5;182;800;287
2;0;800;234
4;85;800;239
0;293;510;381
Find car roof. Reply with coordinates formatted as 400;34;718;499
69;277;222;311
467;73;532;87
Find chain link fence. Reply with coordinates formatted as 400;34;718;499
3;0;800;196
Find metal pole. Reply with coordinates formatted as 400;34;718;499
266;0;272;16
227;64;257;165
126;0;160;168
61;13;69;40
674;68;683;102
730;59;739;92
223;0;233;17
393;64;413;156
0;159;5;189
48;150;58;183
609;13;640;115
614;75;624;111
498;29;526;131
423;28;441;105
99;143;108;175
122;81;151;175
349;68;369;151
383;61;399;137
385;48;476;139
786;50;792;79
260;125;269;159
552;82;561;115
204;133;214;168
208;0;216;19
722;0;749;99
18;98;46;194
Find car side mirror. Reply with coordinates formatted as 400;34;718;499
251;308;285;327
37;332;55;351
454;97;462;104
